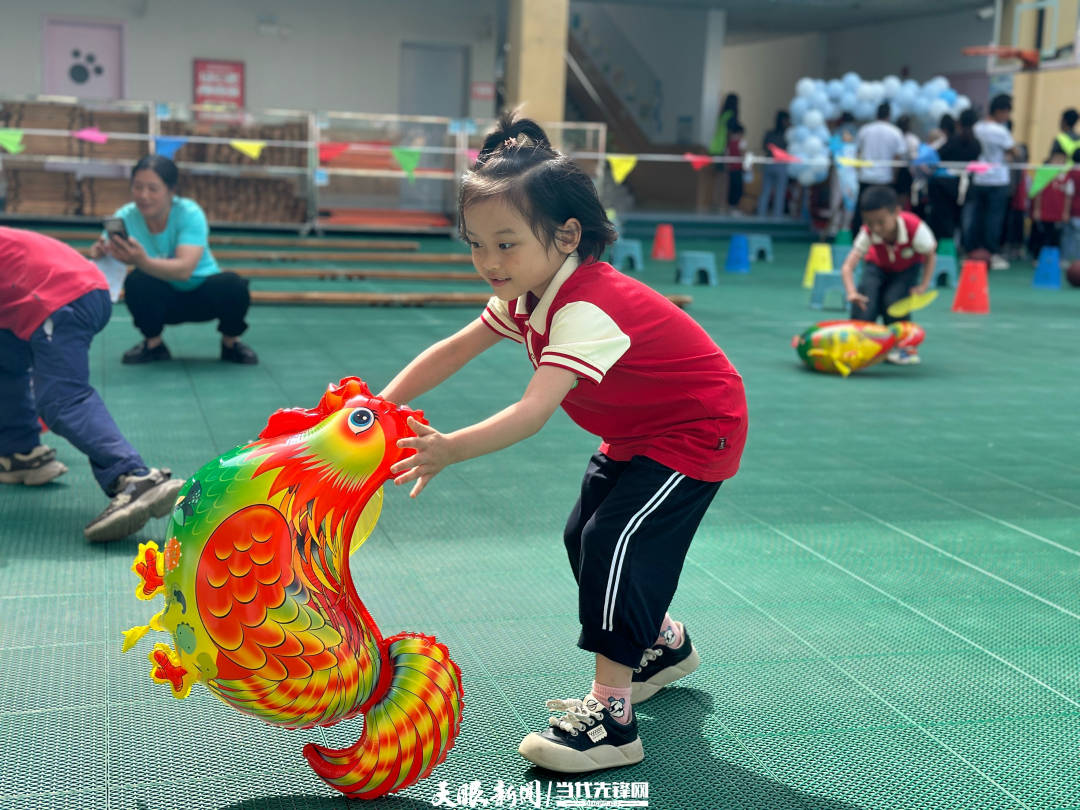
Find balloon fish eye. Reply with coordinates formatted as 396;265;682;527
347;408;375;433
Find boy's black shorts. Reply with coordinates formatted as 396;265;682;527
563;452;722;669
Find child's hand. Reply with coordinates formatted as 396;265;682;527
390;416;454;498
910;283;929;296
847;290;869;308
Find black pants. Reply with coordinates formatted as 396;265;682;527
563;452;721;669
123;270;250;339
728;168;744;208
1029;221;1063;258
962;184;1010;254
851;262;921;325
927;177;961;241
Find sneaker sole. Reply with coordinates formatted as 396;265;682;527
518;734;643;774
0;460;69;486
631;645;700;704
84;479;184;542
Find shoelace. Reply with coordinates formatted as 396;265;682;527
545;698;604;736
634;647;663;673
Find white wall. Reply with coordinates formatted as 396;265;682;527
720;32;828;151
699;9;727;145
595;3;710;142
824;10;995;82
0;0;498;117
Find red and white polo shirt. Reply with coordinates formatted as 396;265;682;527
480;256;747;482
852;211;936;272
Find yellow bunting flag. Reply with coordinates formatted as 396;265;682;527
0;128;26;154
229;139;266;160
837;156;873;169
607;154;638;184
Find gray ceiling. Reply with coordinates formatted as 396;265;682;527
573;0;993;35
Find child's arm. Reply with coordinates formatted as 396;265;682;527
390;364;578;497
913;253;936;294
379;318;502;405
840;248;868;308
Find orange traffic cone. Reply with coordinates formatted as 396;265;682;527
952;259;990;314
651;223;676;261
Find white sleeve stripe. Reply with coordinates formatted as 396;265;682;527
539;356;603;383
483;305;519;334
542;349;603;377
480;311;524;342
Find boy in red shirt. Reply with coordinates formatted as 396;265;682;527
839;186;937;365
1029;152;1075;260
0;227;183;540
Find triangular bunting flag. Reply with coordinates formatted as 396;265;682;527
0;128;25;154
607;154;638;184
230;139;266;160
318;142;350;164
154;136;188;160
768;144;800;163
965;161;991;174
467;148;480;165
683;152;712;171
72;127;109;144
1028;164;1068;198
391;146;422;182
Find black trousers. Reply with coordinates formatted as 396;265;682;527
850;262;921;325
123;270;250;339
563;452;721;668
1029;221;1063;258
927;177;961;241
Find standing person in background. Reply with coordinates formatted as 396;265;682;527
928;110;981;242
709;93;740;213
1028;151;1074;260
757;110;791;218
964;94;1016;270
851;103;906;237
1064;148;1080;262
1003;143;1030;262
89;155;258;365
1049;108;1079;160
726;122;747;215
894;115;920;209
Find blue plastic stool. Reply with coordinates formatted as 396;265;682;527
675;250;718;285
725;235;751;274
1033;246;1062;289
809;272;849;310
929;254;958;288
831;244;849;272
746;233;774;262
609;238;645;273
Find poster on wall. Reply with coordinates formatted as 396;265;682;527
193;59;245;122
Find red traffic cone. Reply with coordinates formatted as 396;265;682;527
952;259;990;314
651;223;676;261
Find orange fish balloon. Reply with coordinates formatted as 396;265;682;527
793;319;925;376
124;377;463;799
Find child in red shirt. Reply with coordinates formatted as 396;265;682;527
1029;153;1075;260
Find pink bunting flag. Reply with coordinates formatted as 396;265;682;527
683;153;712;171
966;161;992;174
467;148;480;165
768;144;800;163
72;127;109;144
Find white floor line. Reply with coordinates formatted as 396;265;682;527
687;554;1032;809
931;451;1080;513
721;503;1080;714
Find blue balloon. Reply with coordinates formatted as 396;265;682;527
840;91;857;113
791;125;810;143
790;97;810;120
827;79;845;100
854;100;875;121
843;72;861;91
940;88;958;105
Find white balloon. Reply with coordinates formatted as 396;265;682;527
796;77;816;98
928;98;950;121
856;82;876;102
883;76;901;97
797;167;818;186
802;109;825;130
803;135;824;155
955;95;972;112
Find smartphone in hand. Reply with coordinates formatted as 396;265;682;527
104;218;129;240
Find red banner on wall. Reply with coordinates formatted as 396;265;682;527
193;59;245;121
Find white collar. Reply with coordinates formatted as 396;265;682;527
869;215;908;246
516;253;580;335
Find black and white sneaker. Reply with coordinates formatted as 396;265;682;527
631;626;700;704
122;340;171;364
83;467;184;542
220;340;258;365
0;445;68;486
518;695;643;774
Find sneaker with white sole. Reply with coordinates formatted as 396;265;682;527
0;445;69;486
990;254;1010;271
83;467;184;542
886;347;921;366
631;626;701;703
518;695;643;774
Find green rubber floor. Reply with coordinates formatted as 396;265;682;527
3;236;1080;809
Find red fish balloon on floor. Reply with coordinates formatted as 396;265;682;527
793;320;925;376
123;377;464;799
